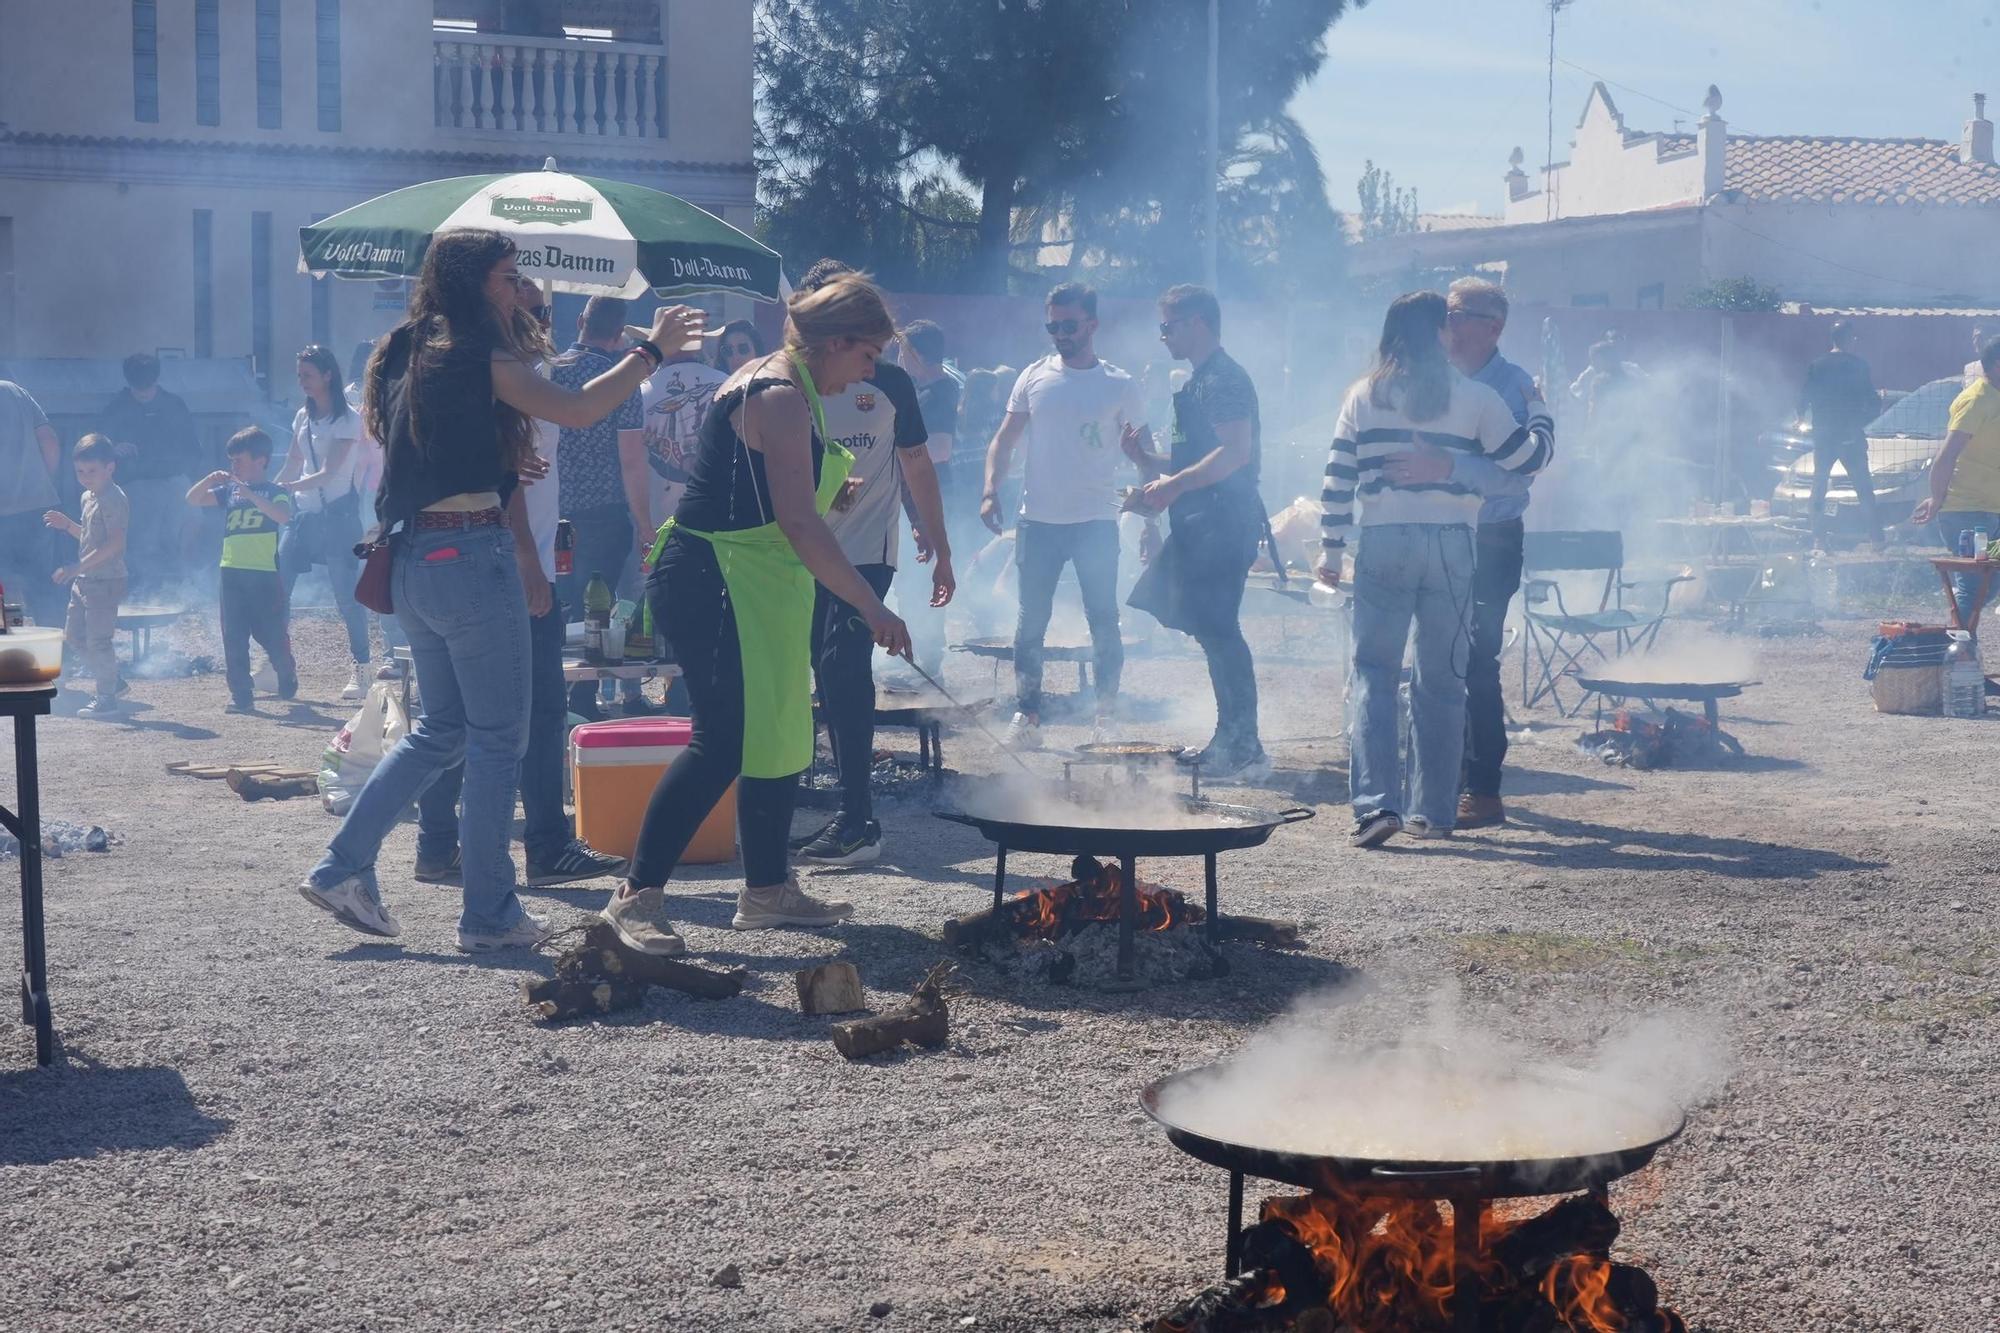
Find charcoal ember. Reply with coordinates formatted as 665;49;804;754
84;826;109;852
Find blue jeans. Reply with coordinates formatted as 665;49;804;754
416;598;569;867
1347;523;1476;829
1936;511;2000;621
279;497;371;665
1014;518;1122;716
310;523;531;933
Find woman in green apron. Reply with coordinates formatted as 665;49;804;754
601;276;913;956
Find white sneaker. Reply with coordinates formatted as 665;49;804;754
1403;815;1452;840
341;666;365;701
1002;712;1042;751
298;873;401;938
732;875;854;930
455;912;554;953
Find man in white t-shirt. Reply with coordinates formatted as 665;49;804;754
638;349;725;535
981;282;1149;747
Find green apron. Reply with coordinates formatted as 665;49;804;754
650;357;853;779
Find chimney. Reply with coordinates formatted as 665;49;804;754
1963;93;1994;165
1697;84;1727;198
1505;146;1530;202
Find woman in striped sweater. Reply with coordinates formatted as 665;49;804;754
1315;292;1553;848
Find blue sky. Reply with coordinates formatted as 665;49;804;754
1289;0;2000;216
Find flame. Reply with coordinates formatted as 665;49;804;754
1001;863;1201;940
1230;1185;1681;1333
1542;1253;1624;1330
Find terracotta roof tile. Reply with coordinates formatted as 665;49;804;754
1717;135;2000;206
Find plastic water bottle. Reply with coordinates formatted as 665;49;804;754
1944;631;1985;718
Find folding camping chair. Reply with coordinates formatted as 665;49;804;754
1519;530;1692;717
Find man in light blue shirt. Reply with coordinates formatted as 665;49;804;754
1380;278;1548;828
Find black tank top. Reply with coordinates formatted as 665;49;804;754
673;377;826;534
372;325;513;526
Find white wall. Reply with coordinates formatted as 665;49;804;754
0;0;756;366
1700;202;2000;307
1507;87;1708;225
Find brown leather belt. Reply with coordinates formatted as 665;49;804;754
411;507;505;530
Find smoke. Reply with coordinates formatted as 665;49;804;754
1584;628;1759;687
1154;968;1731;1173
969;769;1246;831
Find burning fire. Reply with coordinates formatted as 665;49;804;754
1157;1184;1684;1333
1004;859;1201;941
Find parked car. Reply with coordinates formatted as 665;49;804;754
1768;377;1963;544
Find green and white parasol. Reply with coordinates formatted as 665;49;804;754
298;158;780;302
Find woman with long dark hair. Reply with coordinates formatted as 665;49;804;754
299;229;700;951
1316;291;1553;848
599;275;913;956
709;318;766;376
276;344;373;699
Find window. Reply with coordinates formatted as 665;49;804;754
256;0;282;129
132;2;160;123
196;0;220;126
315;0;342;132
193;211;214;358
1636;283;1665;311
252;212;273;393
1570;293;1610;308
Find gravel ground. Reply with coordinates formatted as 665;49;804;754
0;599;1995;1333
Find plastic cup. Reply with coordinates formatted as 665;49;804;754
602;620;625;665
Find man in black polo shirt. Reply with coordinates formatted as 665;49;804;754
1126;284;1269;780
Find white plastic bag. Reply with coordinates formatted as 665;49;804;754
317;681;409;815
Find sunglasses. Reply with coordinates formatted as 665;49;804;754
1045;319;1083;336
1159;316;1193;336
1446;309;1499;324
725;341;755;356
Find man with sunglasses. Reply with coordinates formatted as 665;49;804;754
981;283;1150;747
1125;284;1269;781
1377;278;1548;829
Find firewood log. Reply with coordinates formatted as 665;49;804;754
1216;915;1302;947
795;962;866;1015
829;962;952;1059
521;975;648;1021
942;907;998;950
569;921;747;998
1487;1192;1620;1287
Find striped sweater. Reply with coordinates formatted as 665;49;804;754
1320;374;1554;550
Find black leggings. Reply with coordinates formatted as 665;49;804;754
812;563;895;823
628;535;798;890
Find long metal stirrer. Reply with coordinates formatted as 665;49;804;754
898;652;1036;775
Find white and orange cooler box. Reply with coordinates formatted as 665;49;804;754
570;718;736;864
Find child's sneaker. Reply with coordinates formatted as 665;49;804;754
78;697;122;719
